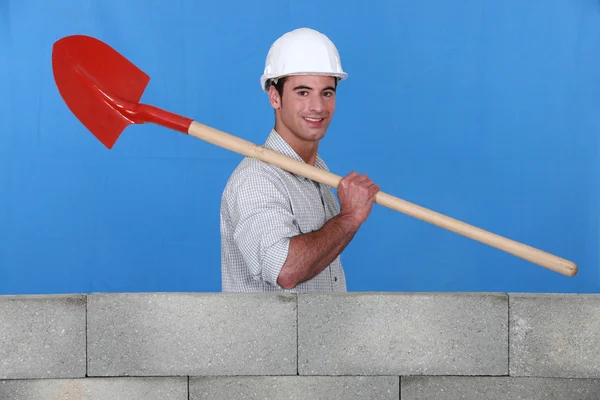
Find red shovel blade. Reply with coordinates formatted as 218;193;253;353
52;35;192;149
52;35;150;149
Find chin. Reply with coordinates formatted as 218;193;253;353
304;125;329;139
302;127;326;137
306;133;327;143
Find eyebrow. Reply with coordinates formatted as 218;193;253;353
293;85;336;92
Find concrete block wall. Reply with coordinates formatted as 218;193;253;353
1;292;599;399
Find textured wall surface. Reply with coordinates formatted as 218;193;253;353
298;292;508;376
509;293;600;378
1;292;599;399
87;292;297;376
0;295;86;380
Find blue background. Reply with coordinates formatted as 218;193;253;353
1;0;598;294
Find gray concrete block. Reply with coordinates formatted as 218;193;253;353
298;292;508;376
0;294;86;379
87;292;297;376
400;376;600;399
0;377;187;400
190;376;399;400
509;293;600;378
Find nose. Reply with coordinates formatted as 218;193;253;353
308;93;324;113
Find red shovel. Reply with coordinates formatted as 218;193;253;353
51;34;578;277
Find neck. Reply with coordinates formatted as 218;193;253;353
274;124;319;165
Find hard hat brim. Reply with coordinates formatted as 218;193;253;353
261;71;348;92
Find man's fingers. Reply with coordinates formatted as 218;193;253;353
351;177;367;187
340;172;379;203
370;184;381;196
340;171;358;187
350;174;370;186
339;172;353;189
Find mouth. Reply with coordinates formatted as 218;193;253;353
303;116;326;127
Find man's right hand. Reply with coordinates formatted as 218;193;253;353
337;171;380;229
276;171;380;289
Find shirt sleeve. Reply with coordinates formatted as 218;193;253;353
225;168;300;288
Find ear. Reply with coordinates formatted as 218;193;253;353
268;84;281;110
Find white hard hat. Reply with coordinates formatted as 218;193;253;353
260;27;348;92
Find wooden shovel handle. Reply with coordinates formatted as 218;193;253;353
188;121;577;277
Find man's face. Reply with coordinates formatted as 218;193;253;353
269;75;337;145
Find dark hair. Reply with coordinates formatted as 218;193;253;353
265;77;288;97
266;76;338;97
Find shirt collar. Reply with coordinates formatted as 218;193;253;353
263;129;329;180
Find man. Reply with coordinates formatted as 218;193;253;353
220;27;380;292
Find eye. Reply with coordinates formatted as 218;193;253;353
297;90;308;96
323;91;334;97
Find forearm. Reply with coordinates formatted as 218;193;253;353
277;213;360;289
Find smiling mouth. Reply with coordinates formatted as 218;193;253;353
303;117;324;122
